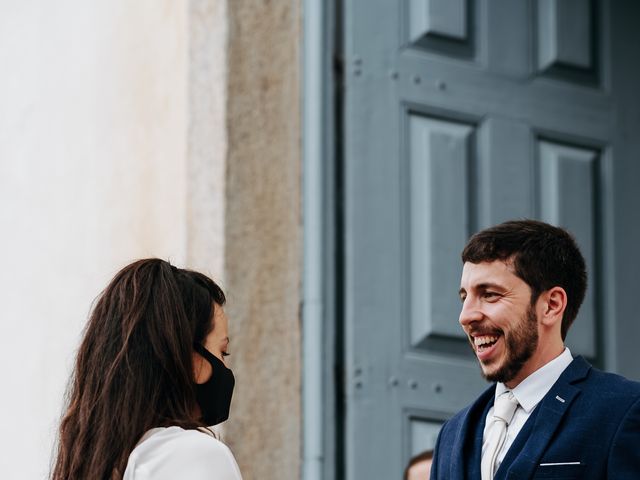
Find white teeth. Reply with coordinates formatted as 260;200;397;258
474;335;499;346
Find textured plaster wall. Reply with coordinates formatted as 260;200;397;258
224;1;303;479
0;1;189;477
187;0;228;277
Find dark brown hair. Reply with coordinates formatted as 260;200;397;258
462;219;587;340
51;259;225;480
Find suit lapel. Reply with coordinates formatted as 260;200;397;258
448;385;495;480
503;357;591;480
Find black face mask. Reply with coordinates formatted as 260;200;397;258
194;343;235;425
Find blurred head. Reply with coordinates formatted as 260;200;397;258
52;259;226;480
403;450;433;480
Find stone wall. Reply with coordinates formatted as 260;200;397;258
224;1;302;479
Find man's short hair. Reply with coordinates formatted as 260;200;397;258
461;219;587;340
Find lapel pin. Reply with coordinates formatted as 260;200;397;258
555;395;565;403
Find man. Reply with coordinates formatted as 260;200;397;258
431;220;640;480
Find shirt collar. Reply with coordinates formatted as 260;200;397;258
495;347;573;413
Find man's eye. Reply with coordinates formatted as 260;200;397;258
483;292;499;300
222;352;230;357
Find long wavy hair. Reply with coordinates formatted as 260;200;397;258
51;259;225;480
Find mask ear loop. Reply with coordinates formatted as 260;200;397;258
194;343;227;370
193;343;214;386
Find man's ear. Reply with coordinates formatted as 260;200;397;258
539;286;567;328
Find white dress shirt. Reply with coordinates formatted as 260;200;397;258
482;347;573;473
123;426;243;480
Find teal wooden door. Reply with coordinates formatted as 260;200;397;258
342;0;640;478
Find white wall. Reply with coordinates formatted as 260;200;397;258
0;1;191;477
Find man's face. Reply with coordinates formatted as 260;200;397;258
458;260;539;386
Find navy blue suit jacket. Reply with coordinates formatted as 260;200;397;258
431;357;640;479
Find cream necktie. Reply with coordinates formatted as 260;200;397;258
481;391;519;480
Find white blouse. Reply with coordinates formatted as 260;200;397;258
123;426;243;480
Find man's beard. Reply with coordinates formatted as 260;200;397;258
481;304;539;384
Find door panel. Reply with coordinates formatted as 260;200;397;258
537;0;594;72
409;114;473;341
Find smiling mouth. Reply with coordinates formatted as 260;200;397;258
473;334;500;352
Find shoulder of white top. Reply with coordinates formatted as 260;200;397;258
126;427;242;480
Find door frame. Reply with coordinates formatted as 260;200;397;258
302;1;343;479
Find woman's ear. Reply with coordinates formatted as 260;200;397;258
193;351;212;384
539;286;567;328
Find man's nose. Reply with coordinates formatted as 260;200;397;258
459;297;483;327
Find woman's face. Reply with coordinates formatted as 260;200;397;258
193;303;230;384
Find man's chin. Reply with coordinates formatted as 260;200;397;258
480;367;499;383
479;361;513;384
479;361;495;379
483;370;508;383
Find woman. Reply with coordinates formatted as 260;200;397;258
51;259;242;479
